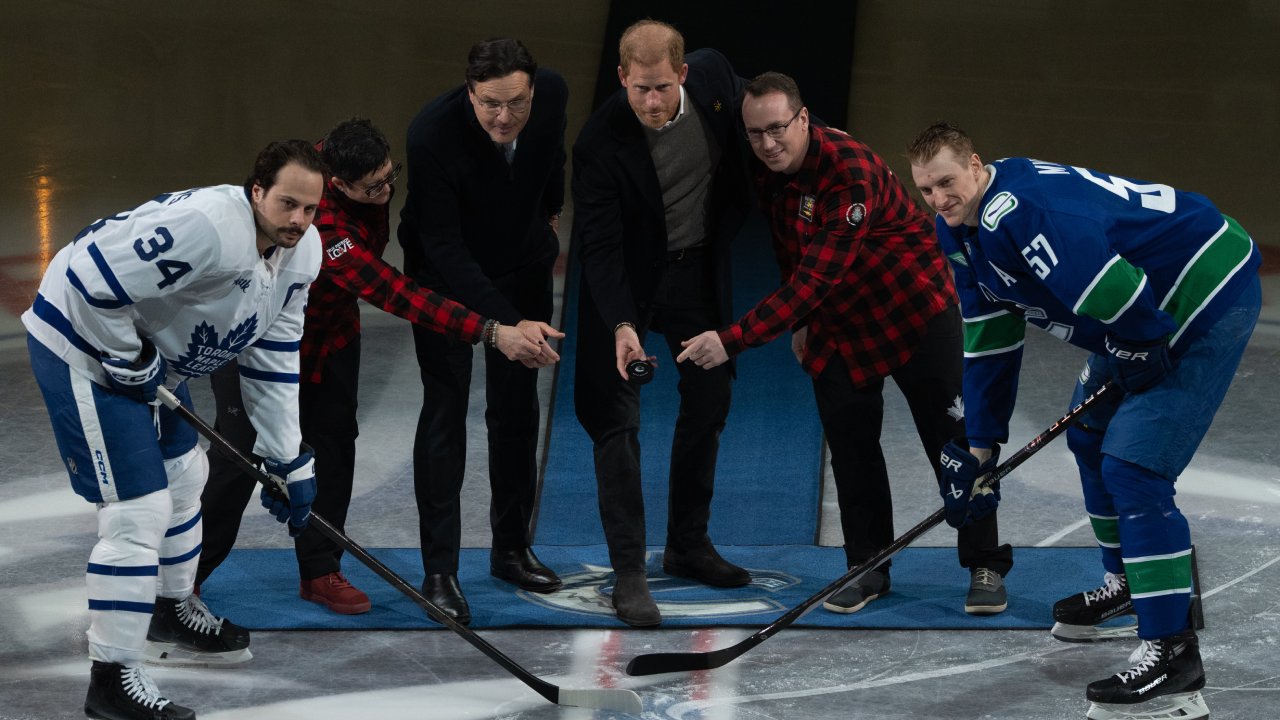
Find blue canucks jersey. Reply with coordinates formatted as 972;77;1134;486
938;158;1260;446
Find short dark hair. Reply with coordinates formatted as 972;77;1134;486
244;139;326;194
321;118;391;183
745;72;804;111
906;121;976;167
465;37;537;88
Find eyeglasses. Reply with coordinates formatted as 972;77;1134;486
360;162;401;197
744;108;803;143
476;96;531;116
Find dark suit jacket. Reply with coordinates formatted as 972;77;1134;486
398;68;567;324
571;49;751;346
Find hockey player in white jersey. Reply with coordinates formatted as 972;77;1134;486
908;122;1260;720
24;139;327;720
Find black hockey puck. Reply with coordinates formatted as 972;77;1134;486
625;359;654;385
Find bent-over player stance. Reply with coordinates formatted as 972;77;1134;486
24;140;326;720
908;122;1259;720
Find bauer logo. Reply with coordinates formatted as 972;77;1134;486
981;192;1017;230
518;559;800;620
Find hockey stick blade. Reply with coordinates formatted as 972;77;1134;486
626;381;1117;677
157;387;642;713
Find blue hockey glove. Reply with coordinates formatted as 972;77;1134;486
1104;334;1172;394
939;439;1001;528
100;338;167;404
260;450;316;537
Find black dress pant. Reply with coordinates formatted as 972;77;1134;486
575;250;733;572
196;339;361;585
411;262;553;576
812;305;1013;576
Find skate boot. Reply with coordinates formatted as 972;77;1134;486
84;660;195;720
1085;628;1208;720
1052;571;1137;642
145;593;252;667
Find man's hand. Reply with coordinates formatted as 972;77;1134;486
260;451;317;538
677;330;728;369
614;324;654;380
100;338;167;405
1105;334;1171;394
791;327;807;365
515;319;564;368
939;439;1001;528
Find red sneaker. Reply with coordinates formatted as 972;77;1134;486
300;572;371;615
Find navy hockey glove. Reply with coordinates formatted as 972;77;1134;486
1104;334;1171;394
260;451;316;537
100;338;167;404
939;439;1001;528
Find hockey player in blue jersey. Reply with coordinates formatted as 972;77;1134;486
907;122;1259;720
24;139;327;720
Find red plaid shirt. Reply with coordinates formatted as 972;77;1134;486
300;180;485;383
720;125;955;386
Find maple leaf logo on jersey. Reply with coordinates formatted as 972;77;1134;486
172;316;259;378
947;395;965;421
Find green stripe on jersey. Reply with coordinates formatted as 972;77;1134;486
1123;551;1192;597
1074;257;1145;323
963;312;1025;357
1089;515;1120;547
1161;216;1255;345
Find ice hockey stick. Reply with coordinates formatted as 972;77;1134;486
626;381;1117;677
157;386;642;714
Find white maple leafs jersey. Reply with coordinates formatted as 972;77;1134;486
22;184;321;460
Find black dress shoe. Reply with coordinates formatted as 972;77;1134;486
663;544;751;587
422;573;471;625
490;547;563;593
611;570;661;627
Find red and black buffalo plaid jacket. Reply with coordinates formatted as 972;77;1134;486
719;124;955;386
300;180;485;384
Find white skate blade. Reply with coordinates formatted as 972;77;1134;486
1086;691;1208;720
1052;618;1138;643
144;640;252;667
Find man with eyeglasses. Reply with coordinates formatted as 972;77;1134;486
571;19;754;627
196;118;549;618
679;72;1014;616
398;38;568;624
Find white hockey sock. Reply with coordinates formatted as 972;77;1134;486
87;492;168;664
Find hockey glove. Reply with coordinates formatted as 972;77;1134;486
260;450;316;537
100;338;167;405
939;438;1001;528
1104;334;1171;394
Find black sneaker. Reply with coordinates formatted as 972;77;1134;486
1086;629;1206;706
1052;572;1136;642
84;661;195;720
145;594;252;666
823;570;889;614
965;567;1007;614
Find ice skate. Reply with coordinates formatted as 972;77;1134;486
84;660;195;720
1052;571;1138;642
145;593;252;667
1084;629;1208;720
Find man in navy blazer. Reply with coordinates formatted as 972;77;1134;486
571;19;753;627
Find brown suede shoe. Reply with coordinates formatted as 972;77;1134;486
300;571;371;615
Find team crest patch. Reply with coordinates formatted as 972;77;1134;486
799;195;816;222
845;202;867;227
981;192;1018;230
